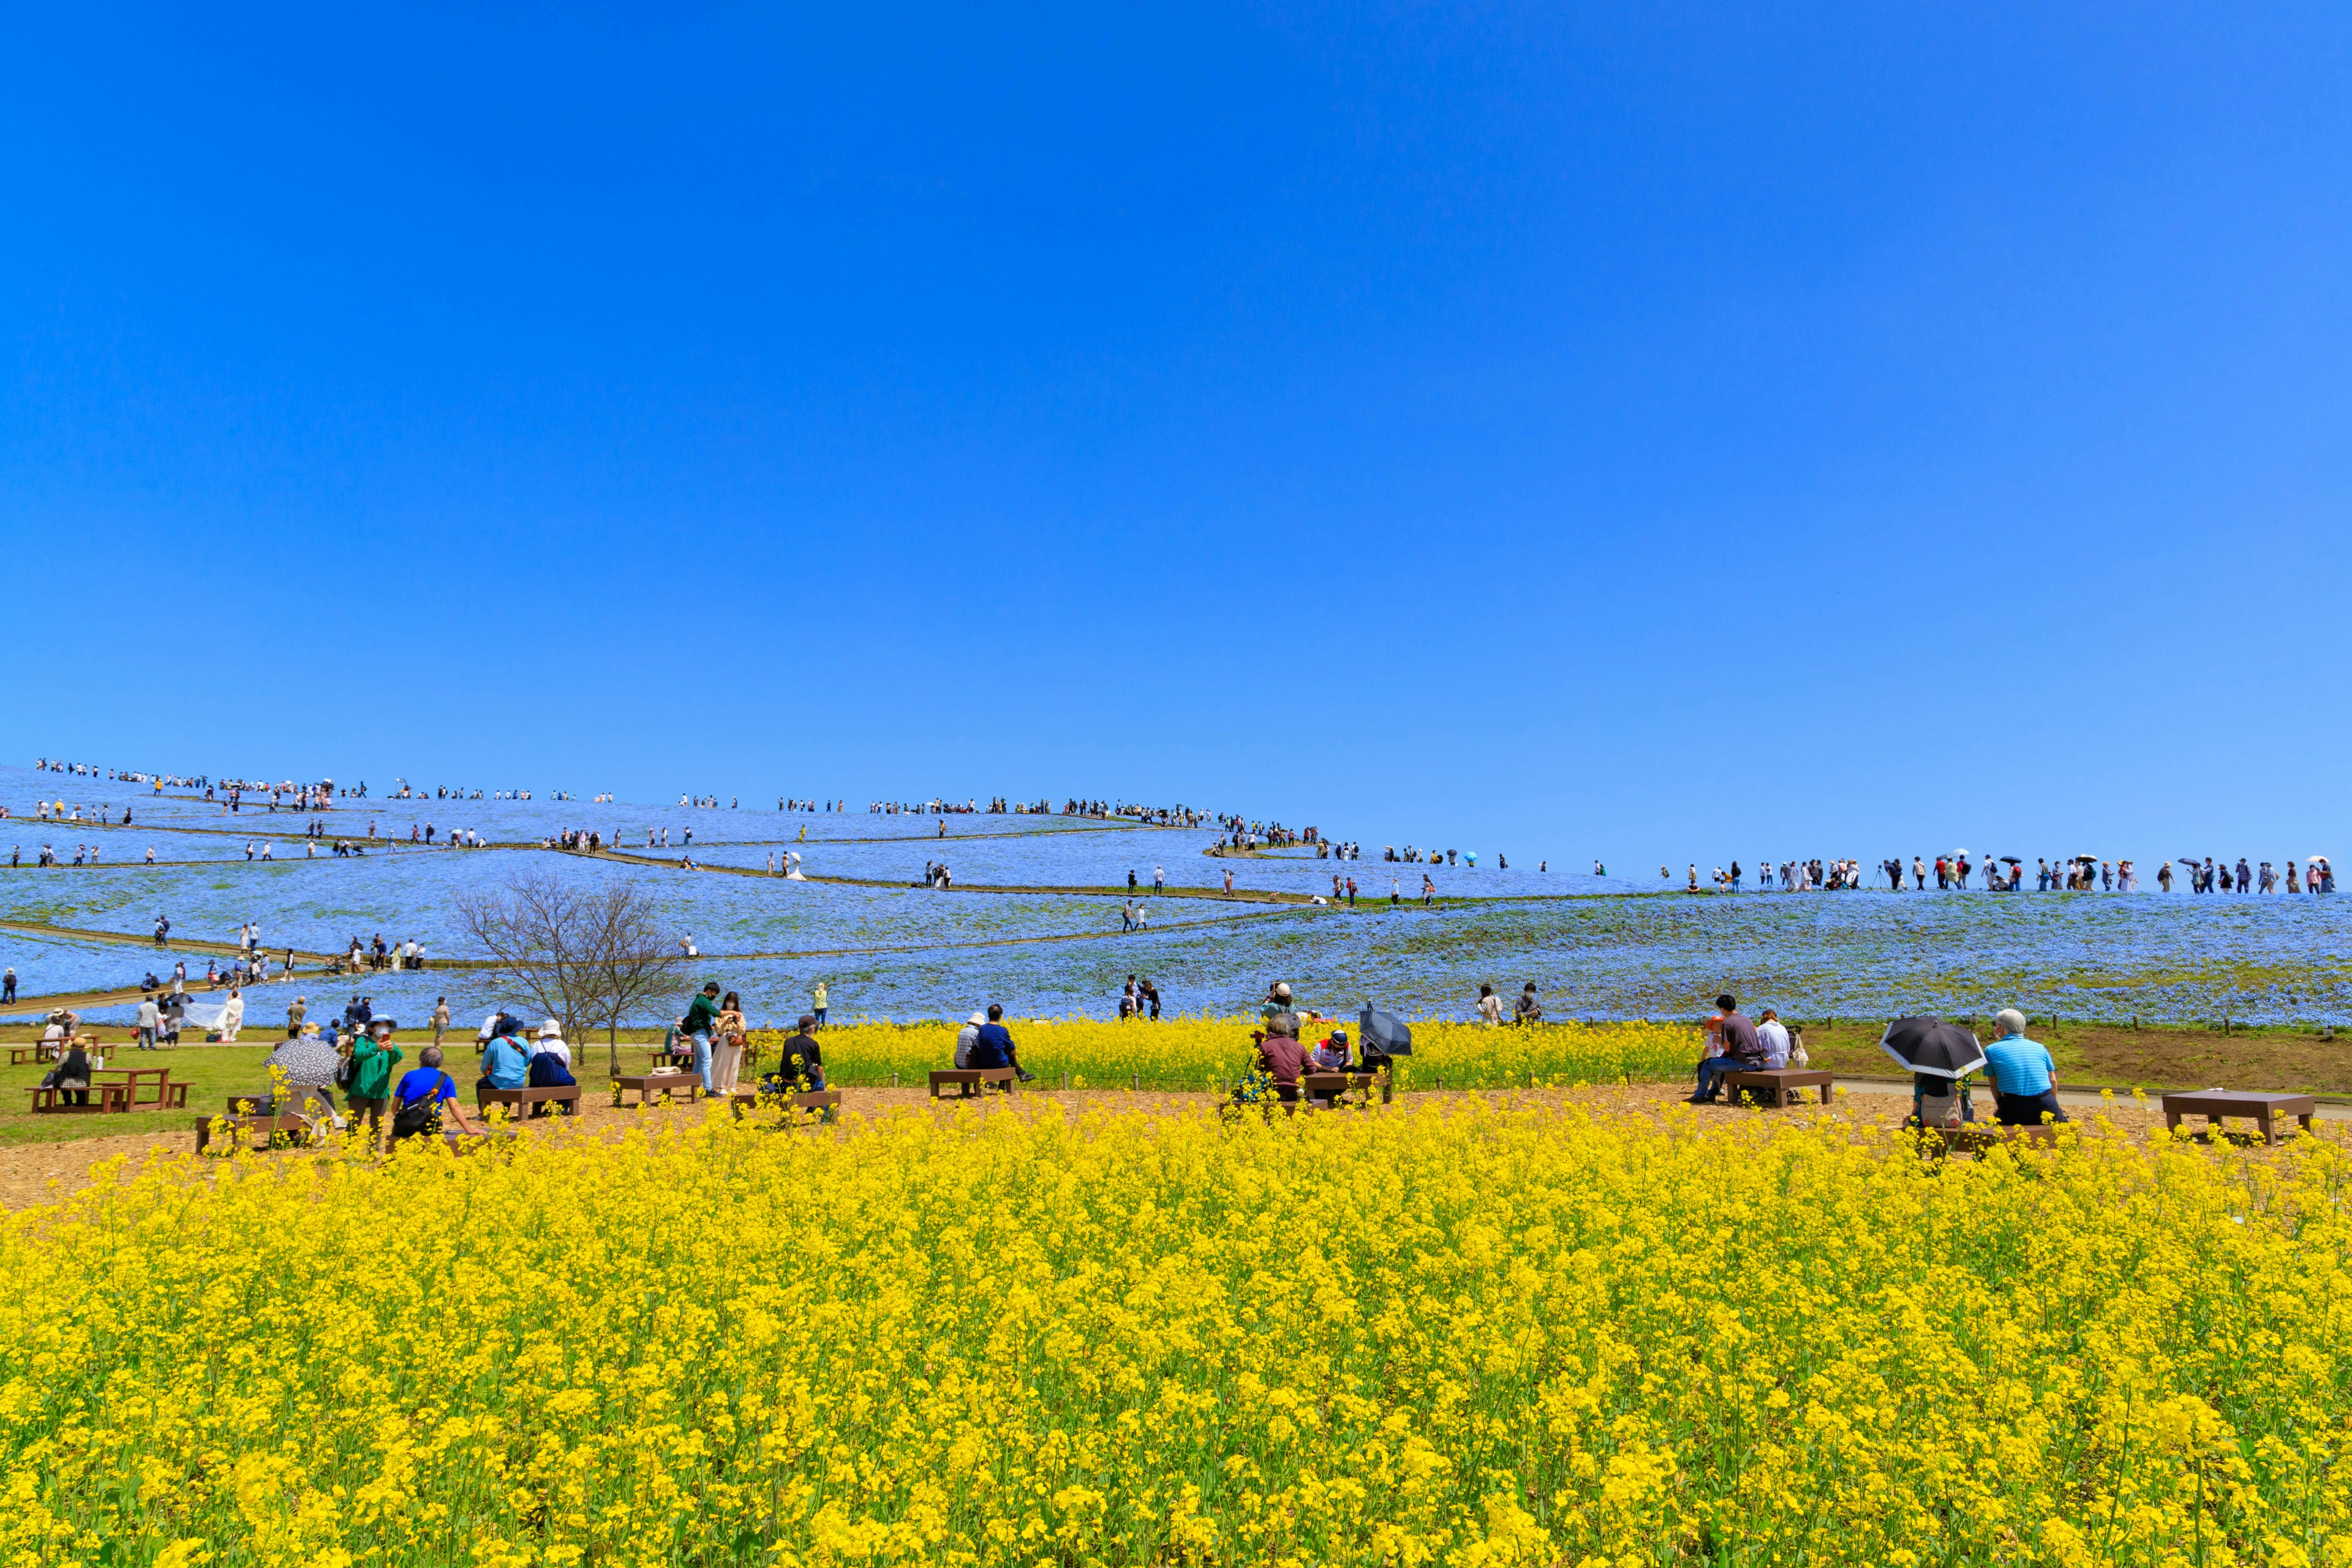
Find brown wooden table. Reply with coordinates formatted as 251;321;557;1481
730;1088;841;1124
929;1068;1016;1099
611;1072;699;1109
194;1112;309;1151
2160;1091;2317;1146
1722;1068;1836;1107
1301;1071;1382;1108
8;1044;59;1066
91;1067;181;1107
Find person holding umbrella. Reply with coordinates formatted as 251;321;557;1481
1880;1016;1987;1129
1983;1009;2068;1126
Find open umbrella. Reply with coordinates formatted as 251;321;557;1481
1880;1016;1986;1080
1999;856;2022;864
1359;1005;1413;1058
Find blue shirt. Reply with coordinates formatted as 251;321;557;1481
969;1022;1016;1069
393;1068;457;1104
481;1035;530;1090
1982;1035;2054;1096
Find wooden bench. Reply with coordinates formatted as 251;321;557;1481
611;1072;699;1109
1300;1071;1382;1108
929;1067;1017;1099
476;1082;582;1118
1722;1068;1836;1107
1920;1124;2062;1158
729;1088;841;1124
8;1044;59;1066
194;1112;309;1152
26;1083;132;1114
91;1068;183;1107
2161;1091;2317;1147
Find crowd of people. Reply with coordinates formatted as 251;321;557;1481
1665;854;2338;895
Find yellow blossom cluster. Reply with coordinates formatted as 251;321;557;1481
1;1099;2347;1566
750;1016;1697;1091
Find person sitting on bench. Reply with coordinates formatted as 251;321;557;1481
1310;1026;1354;1074
1688;994;1764;1103
478;1023;530;1101
1254;1012;1310;1102
527;1020;577;1090
44;1039;92;1107
1983;1010;2068;1126
967;1005;1035;1083
390;1046;480;1142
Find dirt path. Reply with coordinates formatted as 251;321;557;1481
0;1080;2282;1213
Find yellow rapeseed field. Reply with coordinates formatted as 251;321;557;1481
761;1016;1695;1091
1;1096;2346;1566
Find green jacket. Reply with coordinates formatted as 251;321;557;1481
682;993;720;1036
350;1036;403;1099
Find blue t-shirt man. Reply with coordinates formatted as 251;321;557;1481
394;1066;458;1106
1982;1013;2067;1125
1982;1034;2055;1096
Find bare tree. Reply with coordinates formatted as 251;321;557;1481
456;872;687;1076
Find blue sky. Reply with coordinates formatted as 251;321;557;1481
5;3;2347;867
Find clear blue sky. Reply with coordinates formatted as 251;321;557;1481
6;4;2347;867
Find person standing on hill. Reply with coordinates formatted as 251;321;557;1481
811;980;829;1028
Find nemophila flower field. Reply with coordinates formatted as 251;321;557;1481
2;1098;2347;1566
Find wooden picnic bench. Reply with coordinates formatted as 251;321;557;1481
194;1112;309;1152
1722;1068;1836;1107
1920;1124;2062;1158
611;1072;699;1109
1300;1071;1382;1108
476;1082;581;1118
91;1068;186;1108
26;1082;132;1114
8;1044;59;1066
2160;1091;2317;1146
929;1067;1017;1099
729;1087;842;1124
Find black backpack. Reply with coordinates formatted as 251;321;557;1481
390;1073;451;1140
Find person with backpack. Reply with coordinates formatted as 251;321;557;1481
345;1018;404;1147
389;1046;480;1143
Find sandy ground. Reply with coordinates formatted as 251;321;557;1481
0;1079;2316;1213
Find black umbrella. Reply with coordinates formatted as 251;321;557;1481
1359;1005;1414;1057
1880;1016;1986;1080
1999;856;2021;864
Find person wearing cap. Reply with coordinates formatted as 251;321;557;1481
346;1017;404;1145
1983;1010;2067;1126
477;1020;531;1098
524;1020;578;1099
954;1011;986;1069
1310;1026;1353;1074
1259;982;1294;1024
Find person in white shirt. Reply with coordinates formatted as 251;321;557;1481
1755;1009;1790;1069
